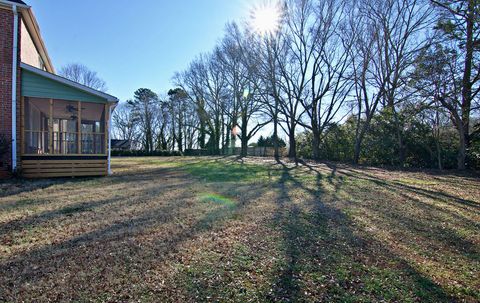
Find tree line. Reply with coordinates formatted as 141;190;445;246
112;0;480;170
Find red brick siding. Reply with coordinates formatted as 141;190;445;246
0;7;21;171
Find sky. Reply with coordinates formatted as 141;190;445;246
27;0;260;102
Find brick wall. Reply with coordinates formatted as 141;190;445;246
0;7;21;171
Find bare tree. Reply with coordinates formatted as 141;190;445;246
112;103;138;149
410;44;455;169
59;63;108;92
255;9;302;159
174;58;208;150
175;52;229;154
430;0;480;169
218;23;269;157
166;0;455;168
256;34;282;160
127;88;159;152
272;0;312;159
372;0;434;166
292;0;354;159
350;0;433;165
156;99;172;151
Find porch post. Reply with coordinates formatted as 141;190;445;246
20;96;24;155
49;99;53;153
77;101;81;154
108;104;112;175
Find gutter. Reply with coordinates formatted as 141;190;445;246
0;0;29;9
108;105;112;175
11;4;18;172
107;102;118;175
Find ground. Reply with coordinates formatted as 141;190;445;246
0;157;479;302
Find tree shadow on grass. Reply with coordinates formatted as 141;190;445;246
0;168;197;237
0;157;472;302
340;167;480;211
269;161;454;302
334;168;480;265
324;164;479;249
172;157;462;301
0;167;263;302
0;177;84;199
0;193;188;300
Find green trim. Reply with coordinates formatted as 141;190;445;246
21;69;109;103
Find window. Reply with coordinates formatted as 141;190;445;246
23;97;107;155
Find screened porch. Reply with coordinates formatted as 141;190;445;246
20;63;118;178
23;97;107;156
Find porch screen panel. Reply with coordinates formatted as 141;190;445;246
24;97;50;154
52;100;78;154
24;98;107;155
81;102;105;154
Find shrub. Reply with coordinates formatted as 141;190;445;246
0;134;10;158
257;135;287;148
111;150;183;157
184;149;210;156
469;122;480;170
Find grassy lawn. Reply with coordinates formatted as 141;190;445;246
0;157;479;302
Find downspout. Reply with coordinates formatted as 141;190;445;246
11;4;19;172
108;105;112;175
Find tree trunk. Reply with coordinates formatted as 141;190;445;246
457;126;467;170
241;137;248;157
225;122;231;155
177;117;183;152
457;0;474;169
353;139;361;164
240;115;248;157
198;101;206;149
312;128;320;160
287;120;297;158
436;140;442;170
221;115;225;154
273;115;279;161
199;119;206;149
353;109;375;165
213;121;220;155
391;108;405;167
434;110;442;170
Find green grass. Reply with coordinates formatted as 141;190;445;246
0;156;478;302
182;159;274;183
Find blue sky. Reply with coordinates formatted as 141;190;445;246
27;0;259;102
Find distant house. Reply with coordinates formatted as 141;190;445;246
0;0;118;178
111;139;131;151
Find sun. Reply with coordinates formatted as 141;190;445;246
250;1;283;36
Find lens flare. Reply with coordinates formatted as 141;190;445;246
199;193;236;208
232;125;240;136
250;1;283;36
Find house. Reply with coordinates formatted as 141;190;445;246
0;0;118;178
111;139;131;151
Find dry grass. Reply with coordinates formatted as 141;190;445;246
0;156;478;302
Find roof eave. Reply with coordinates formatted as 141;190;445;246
0;1;55;73
20;7;55;73
21;62;119;103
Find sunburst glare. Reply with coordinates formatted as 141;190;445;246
250;1;283;36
